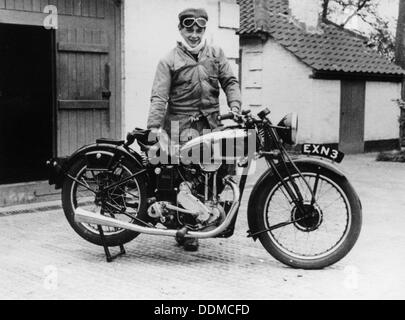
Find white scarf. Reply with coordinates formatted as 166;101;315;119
178;36;207;55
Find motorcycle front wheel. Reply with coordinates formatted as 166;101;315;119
62;157;148;247
255;162;362;269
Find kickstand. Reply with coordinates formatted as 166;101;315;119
97;225;126;263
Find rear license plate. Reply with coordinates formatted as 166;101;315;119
302;144;345;163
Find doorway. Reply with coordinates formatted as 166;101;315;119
339;80;366;154
0;23;54;184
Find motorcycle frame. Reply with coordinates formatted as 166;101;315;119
61;118;315;238
47;109;361;263
58;112;361;266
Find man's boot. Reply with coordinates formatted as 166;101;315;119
183;238;199;251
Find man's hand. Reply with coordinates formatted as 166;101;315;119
229;104;242;122
231;106;240;113
229;102;241;118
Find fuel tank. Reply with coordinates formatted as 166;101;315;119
179;128;256;165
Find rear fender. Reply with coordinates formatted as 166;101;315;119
247;157;348;240
48;143;144;189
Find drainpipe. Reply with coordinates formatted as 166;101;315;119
395;0;405;150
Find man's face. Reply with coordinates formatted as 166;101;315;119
179;24;206;48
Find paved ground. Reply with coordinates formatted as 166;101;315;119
0;153;404;300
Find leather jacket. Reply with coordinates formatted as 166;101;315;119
147;42;241;137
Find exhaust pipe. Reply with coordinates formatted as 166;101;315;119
75;177;240;239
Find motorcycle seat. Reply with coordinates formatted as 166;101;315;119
131;128;151;144
127;128;155;151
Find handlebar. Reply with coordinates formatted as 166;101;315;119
217;109;252;121
217;112;236;121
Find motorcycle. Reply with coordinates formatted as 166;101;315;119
47;108;362;269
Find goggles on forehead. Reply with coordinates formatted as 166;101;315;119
182;17;208;28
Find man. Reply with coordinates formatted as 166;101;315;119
147;8;242;251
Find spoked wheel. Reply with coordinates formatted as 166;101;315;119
256;162;362;269
62;157;148;247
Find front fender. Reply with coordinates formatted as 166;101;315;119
48;143;144;189
247;157;348;240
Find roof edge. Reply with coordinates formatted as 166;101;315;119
321;18;369;42
312;70;405;82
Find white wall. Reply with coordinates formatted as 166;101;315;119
242;38;340;144
122;0;240;136
365;81;401;141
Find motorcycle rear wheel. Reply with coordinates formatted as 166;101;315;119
62;157;148;247
255;162;362;269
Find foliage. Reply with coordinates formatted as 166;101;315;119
376;150;405;162
322;0;396;61
367;19;396;62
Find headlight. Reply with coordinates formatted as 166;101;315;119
277;113;298;145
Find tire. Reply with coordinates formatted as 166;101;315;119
255;162;362;269
62;157;148;247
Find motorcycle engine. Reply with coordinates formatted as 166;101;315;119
177;182;225;226
147;166;228;230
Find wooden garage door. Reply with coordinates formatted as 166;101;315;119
56;0;122;156
340;80;365;154
0;0;122;157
